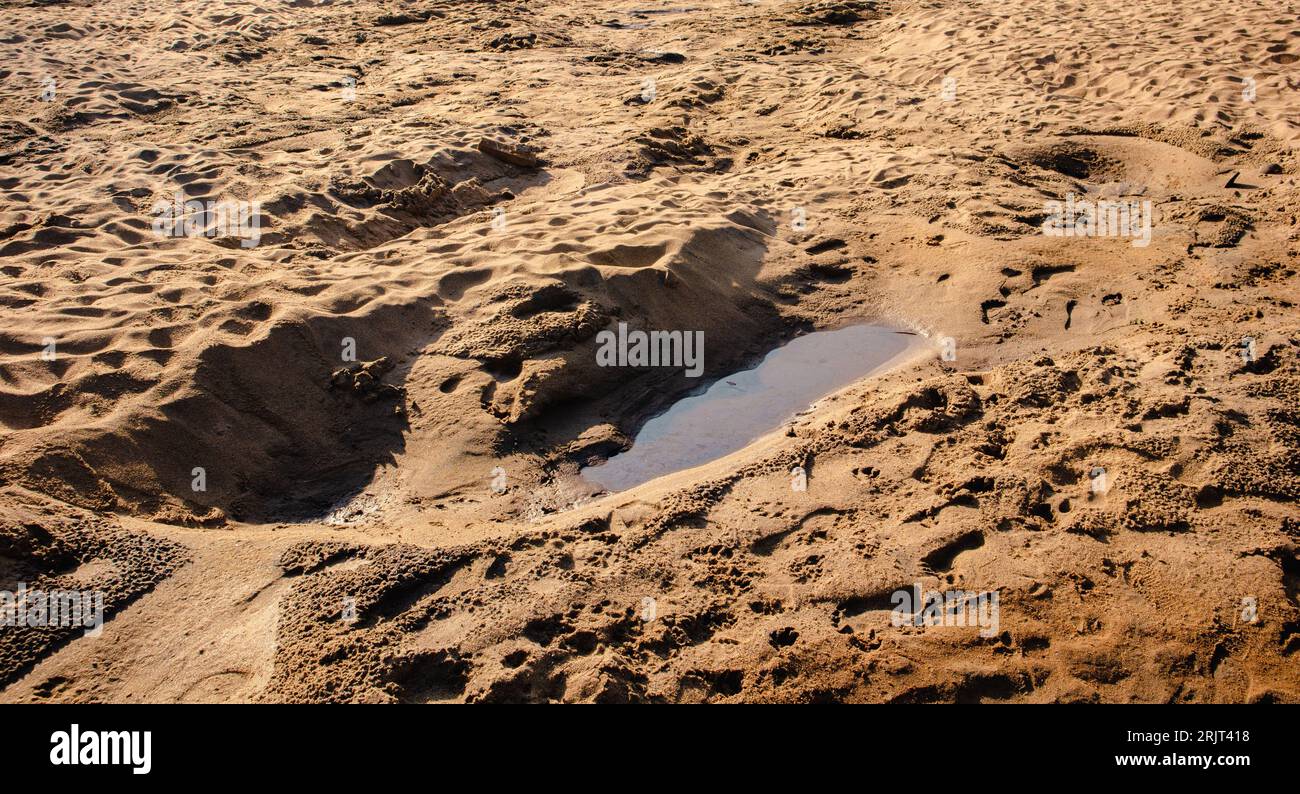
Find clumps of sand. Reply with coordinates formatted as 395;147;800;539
329;357;403;404
0;488;187;691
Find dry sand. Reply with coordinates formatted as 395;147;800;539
1;0;1298;702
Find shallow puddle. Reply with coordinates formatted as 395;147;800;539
582;324;923;492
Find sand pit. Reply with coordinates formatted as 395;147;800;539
0;0;1298;703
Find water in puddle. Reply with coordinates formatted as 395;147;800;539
582;324;922;492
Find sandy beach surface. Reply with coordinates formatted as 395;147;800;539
1;0;1298;702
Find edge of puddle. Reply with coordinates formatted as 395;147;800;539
578;322;935;497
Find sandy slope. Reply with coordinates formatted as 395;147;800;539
1;0;1298;702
